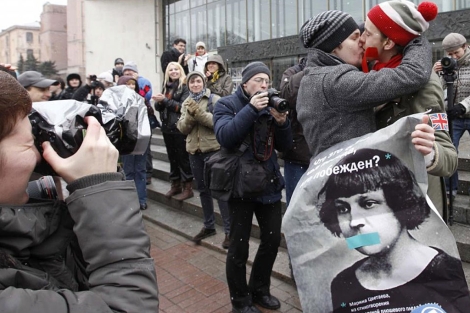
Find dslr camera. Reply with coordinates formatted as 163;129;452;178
253;88;289;113
440;56;458;75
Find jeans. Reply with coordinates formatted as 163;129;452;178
162;132;193;182
445;118;470;195
284;160;308;207
189;152;231;234
121;153;147;205
146;136;153;180
226;200;282;308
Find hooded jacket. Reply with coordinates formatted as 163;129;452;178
297;37;432;158
213;85;292;204
205;54;234;97
0;173;159;312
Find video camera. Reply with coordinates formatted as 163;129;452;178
253;88;289;113
440;56;458;75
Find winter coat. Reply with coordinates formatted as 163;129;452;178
161;47;189;74
297;37;432;158
155;82;189;133
440;47;470;118
188;53;208;74
177;89;221;154
205;54;234;97
62;86;79;100
279;61;311;165
0;173;159;312
213;85;292;204
376;71;458;216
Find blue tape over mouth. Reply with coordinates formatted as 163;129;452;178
345;232;380;249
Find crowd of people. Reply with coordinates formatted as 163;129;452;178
2;0;470;312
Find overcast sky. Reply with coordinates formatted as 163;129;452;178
1;0;68;31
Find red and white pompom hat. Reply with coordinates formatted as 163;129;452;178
367;0;438;46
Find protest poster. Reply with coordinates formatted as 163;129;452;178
282;114;470;313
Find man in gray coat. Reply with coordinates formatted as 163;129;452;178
297;10;434;158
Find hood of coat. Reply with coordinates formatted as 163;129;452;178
204;54;226;74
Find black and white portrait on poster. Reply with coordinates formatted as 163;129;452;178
282;114;470;313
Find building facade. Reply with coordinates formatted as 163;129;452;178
40;3;68;73
0;23;41;66
162;0;470;89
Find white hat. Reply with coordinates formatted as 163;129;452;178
97;71;114;84
195;41;206;49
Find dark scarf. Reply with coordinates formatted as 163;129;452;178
165;80;179;99
189;88;206;102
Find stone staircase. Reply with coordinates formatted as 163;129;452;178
143;129;470;285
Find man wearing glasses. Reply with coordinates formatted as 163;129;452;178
213;61;292;313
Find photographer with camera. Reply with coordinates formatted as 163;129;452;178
433;33;470;199
213;61;292;313
72;74;106;105
0;70;159;312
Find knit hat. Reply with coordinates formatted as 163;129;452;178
195;41;206;49
186;71;206;87
115;57;124;65
122;61;138;73
442;33;467;51
117;75;139;93
367;1;438;47
299;10;358;52
241;62;271;84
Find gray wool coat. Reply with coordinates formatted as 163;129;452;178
297;37;433;158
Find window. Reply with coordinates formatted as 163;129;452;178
26;32;33;43
27;49;34;58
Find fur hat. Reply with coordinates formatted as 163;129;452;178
66;73;82;85
122;61;138;74
442;33;467;51
299;10;358;52
241;62;271;84
367;1;438;47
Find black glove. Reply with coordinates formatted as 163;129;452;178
447;103;466;119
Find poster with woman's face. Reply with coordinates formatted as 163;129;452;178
282;114;470;313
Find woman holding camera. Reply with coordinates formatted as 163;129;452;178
153;61;194;200
177;71;231;249
0;70;158;312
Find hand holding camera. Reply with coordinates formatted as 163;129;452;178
447;103;466;119
42;116;119;184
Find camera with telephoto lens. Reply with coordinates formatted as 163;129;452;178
441;56;458;75
253;88;289;113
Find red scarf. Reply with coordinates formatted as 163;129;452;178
361;47;403;72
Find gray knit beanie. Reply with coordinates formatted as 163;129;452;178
241;62;271;84
122;61;138;73
442;33;467;51
299;10;358;52
186;71;206;88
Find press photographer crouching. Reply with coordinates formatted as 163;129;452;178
433;33;470;198
212;62;292;313
0;71;159;311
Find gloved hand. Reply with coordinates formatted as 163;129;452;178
186;99;198;115
447;103;466;119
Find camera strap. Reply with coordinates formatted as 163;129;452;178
252;114;274;162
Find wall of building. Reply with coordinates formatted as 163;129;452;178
67;0;86;78
83;0;162;88
0;25;40;65
40;4;68;72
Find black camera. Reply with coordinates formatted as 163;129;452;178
89;74;97;81
254;88;289;113
441;56;458;74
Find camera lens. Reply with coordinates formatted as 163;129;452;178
441;56;457;72
269;96;289;113
27;176;58;200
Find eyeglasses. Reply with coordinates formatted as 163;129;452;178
251;77;272;85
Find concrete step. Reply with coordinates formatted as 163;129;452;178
141;197;293;285
146;176;288;249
